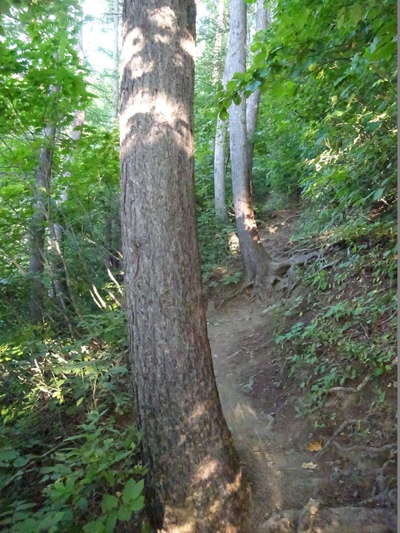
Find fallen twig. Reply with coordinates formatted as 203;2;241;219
316;419;359;458
215;281;253;309
327;375;370;395
332;441;396;456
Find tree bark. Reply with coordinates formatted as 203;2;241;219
212;0;226;84
49;109;85;320
227;0;271;283
213;61;229;222
113;0;121;119
246;0;269;176
213;113;228;221
29;123;56;323
213;0;228;221
120;1;248;531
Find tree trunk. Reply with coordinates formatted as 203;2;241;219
113;0;121;119
212;0;226;84
227;0;271;283
109;0;122;268
246;0;269;176
213;64;229;222
120;1;248;531
213;113;228;221
213;0;228;221
29;123;56;323
48;109;85;320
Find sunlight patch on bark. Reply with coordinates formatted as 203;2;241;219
228;232;240;254
148;6;176;30
121;26;145;65
179;35;196;59
121;90;192;155
188;402;206;423
194;458;219;482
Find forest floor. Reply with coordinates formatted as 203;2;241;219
207;211;396;533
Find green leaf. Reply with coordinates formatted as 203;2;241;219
219;108;228;120
348;4;364;25
83;519;105;533
232;93;241;105
101;494;118;513
117;505;132;521
122;478;144;504
131;495;145;512
104;512;118;532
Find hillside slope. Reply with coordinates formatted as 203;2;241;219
207;208;396;532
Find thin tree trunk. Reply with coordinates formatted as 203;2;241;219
227;0;271;284
113;0;120;120
120;1;248;530
212;0;226;84
48;110;85;320
213;115;228;221
109;0;122;267
246;0;269;176
214;65;228;222
29;124;56;323
213;0;228;221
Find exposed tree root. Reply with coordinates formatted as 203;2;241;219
215;281;254;309
261;499;396;533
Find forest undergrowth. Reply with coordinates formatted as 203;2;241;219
0;197;396;532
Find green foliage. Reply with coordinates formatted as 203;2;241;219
220;0;396;212
0;5;137;527
273;221;396;415
0;318;144;532
0;412;144;532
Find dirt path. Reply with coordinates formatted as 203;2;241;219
206;211;396;532
208;295;322;528
207;212;322;528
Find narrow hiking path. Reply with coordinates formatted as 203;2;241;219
208;294;322;526
206;211;396;533
207;211;322;528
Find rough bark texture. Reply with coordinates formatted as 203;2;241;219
29;124;56;323
246;0;269;175
120;1;249;531
227;0;271;283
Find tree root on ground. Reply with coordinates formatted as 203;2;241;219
261;499;396;533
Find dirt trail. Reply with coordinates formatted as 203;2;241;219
207;212;322;528
208;298;321;528
206;212;396;532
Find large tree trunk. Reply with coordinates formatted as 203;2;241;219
120;1;248;531
29;123;56;323
246;0;269;176
227;0;271;284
